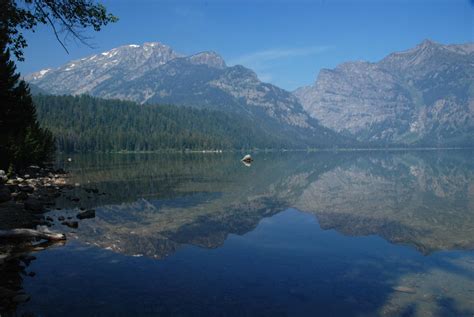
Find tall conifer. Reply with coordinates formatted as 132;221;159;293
0;40;55;170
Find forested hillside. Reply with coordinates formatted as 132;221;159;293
33;95;298;152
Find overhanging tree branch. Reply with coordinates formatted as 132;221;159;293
0;0;118;60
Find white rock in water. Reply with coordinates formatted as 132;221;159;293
67;158;72;162
241;154;253;162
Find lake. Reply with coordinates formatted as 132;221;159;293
2;150;474;316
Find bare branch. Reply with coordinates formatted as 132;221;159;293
44;1;92;48
33;0;69;54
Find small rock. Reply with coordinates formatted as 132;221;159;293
77;209;95;220
71;197;80;202
61;221;78;229
241;154;253;163
6;179;19;185
24;198;44;213
58;216;65;221
46;216;54;222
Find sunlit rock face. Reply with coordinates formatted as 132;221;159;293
294;40;474;146
26;43;181;95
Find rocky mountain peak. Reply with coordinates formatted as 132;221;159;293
294;39;474;147
418;39;437;48
187;51;226;69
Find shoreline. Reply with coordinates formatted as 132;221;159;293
53;147;474;156
0;165;99;233
0;166;100;311
0;166;71;231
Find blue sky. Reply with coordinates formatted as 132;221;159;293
18;0;473;90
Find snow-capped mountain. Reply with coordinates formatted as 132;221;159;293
27;42;349;147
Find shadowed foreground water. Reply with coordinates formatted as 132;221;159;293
2;150;474;316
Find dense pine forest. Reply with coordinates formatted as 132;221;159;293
34;94;294;152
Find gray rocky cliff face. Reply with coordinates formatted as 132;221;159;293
294;40;474;146
27;42;181;95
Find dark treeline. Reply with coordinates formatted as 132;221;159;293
34;94;291;153
0;45;55;171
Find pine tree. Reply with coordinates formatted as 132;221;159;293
0;40;55;170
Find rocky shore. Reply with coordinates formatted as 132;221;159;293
0;165;103;312
0;166;72;229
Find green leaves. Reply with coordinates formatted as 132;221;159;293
1;0;118;60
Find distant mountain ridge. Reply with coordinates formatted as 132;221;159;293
27;40;473;148
26;42;311;127
26;42;352;148
294;40;474;146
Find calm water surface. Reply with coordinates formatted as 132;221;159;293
3;150;474;316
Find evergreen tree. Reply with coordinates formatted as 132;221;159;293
0;41;55;170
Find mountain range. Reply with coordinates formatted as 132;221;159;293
294;40;474;146
26;40;474;148
27;42;347;148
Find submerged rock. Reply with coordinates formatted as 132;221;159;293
61;221;78;229
77;209;95;220
24;198;44;213
0;184;11;203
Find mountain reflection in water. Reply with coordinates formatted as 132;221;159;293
53;150;474;257
1;150;473;317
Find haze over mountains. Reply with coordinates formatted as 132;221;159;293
27;40;474;148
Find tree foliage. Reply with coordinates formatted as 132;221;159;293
0;0;116;171
0;43;55;170
33;94;293;153
0;0;118;60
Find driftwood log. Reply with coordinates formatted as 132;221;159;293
0;228;66;241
